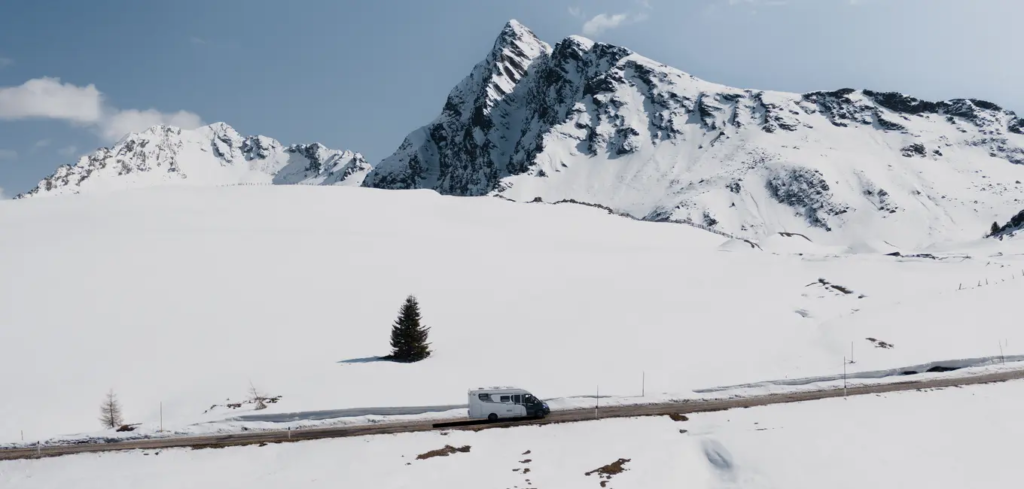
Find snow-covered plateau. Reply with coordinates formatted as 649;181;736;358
1;185;1023;447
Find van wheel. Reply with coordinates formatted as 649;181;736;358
487;413;498;422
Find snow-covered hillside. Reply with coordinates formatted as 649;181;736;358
17;123;370;198
4;380;1023;488
365;20;1024;248
1;186;1022;444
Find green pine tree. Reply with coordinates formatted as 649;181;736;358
990;221;1001;236
388;295;432;363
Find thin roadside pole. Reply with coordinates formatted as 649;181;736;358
642;372;645;397
843;357;848;398
595;386;599;419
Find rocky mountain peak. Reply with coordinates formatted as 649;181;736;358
473;19;551;113
364;19;1024;247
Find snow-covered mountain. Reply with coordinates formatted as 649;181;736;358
18;123;371;198
364;20;1024;247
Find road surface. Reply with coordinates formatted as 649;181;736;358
2;369;1021;461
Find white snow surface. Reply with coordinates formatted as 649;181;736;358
365;21;1024;248
17;123;371;198
3;380;1023;488
2;186;1024;444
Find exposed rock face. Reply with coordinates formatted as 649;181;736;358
365;20;1024;246
361;19;551;195
990;209;1024;238
19;123;370;198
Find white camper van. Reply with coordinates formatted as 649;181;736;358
468;387;550;421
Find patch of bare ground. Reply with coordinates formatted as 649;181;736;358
585;458;631;487
866;337;895;349
807;278;865;298
415;445;471;460
667;413;689;422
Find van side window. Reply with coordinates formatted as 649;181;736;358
478;393;491;402
499;395;511;403
513;394;522;404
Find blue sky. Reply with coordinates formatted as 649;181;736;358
1;0;1021;197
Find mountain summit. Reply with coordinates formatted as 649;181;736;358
364;20;1024;246
361;20;551;194
18;123;370;198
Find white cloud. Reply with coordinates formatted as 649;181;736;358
190;36;207;45
0;57;12;69
582;13;630;36
579;0;652;37
58;145;79;157
0;77;203;142
0;77;103;123
0;186;7;200
0;149;17;161
98;109;204;142
33;139;52;149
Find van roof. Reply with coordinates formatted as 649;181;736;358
469;386;525;392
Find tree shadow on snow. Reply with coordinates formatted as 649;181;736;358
337;356;390;364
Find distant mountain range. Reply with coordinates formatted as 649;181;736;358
19;20;1024;246
18;123;370;198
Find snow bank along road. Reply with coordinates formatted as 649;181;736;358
2;369;1021;461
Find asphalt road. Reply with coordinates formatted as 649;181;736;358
3;369;1021;461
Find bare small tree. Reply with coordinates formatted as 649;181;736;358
99;389;124;429
248;381;268;410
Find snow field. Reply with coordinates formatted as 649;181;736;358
1;186;1023;444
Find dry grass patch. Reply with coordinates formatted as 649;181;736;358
415;445;471;460
585;458;631;487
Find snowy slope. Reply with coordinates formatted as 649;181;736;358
365;20;1024;248
1;186;1023;444
17;123;370;198
4;380;1023;488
